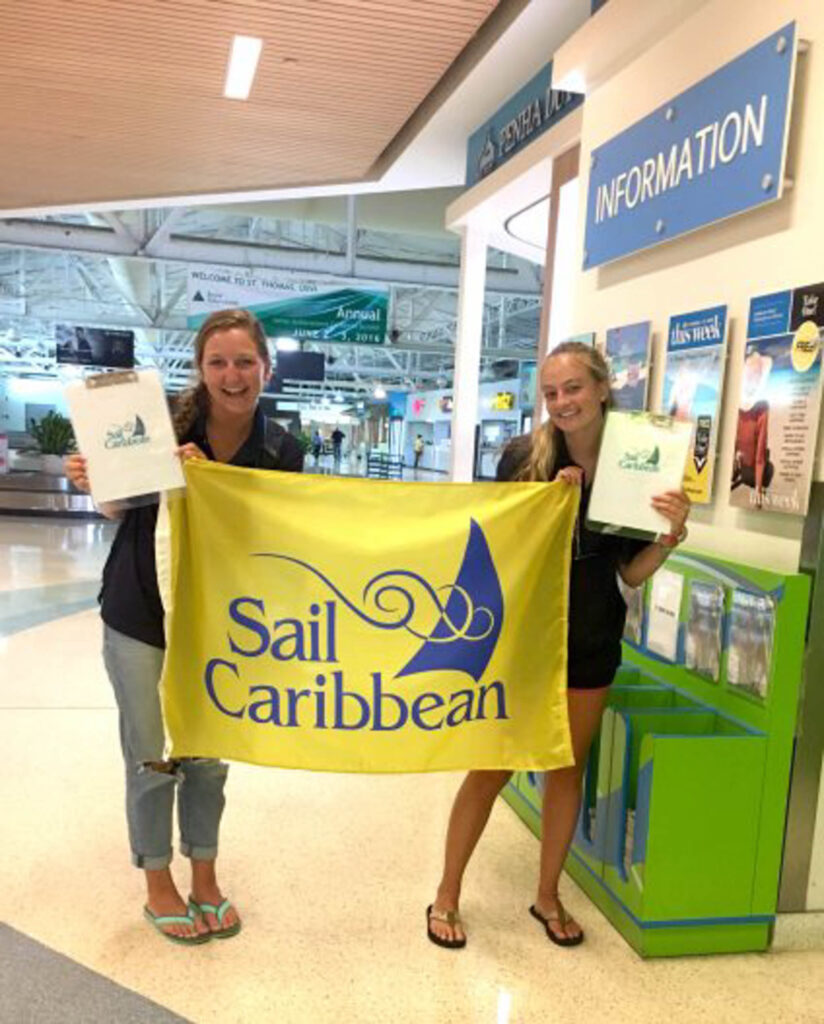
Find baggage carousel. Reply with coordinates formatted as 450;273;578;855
0;470;98;517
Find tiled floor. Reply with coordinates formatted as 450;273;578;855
2;514;824;1024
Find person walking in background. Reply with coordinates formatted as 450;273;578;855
413;433;425;469
312;428;323;464
425;342;689;951
331;426;345;463
65;309;303;946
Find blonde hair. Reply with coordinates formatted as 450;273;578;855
171;308;270;440
515;341;612;481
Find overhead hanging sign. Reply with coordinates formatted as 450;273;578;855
55;325;135;369
465;63;583;188
583;22;798;269
187;265;389;345
729;281;824;516
661;304;728;505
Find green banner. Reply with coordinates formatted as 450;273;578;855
187;267;389;345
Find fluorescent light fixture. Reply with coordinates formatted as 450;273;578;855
275;337;300;352
497;989;512;1024
373;385;387;400
224;35;263;100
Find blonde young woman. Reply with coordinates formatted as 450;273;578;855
65;309;303;945
427;342;690;949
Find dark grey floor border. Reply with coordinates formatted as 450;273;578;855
0;923;193;1024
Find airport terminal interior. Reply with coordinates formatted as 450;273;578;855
3;1;824;1022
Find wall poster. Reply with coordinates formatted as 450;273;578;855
661;305;728;504
730;282;824;515
605;321;651;410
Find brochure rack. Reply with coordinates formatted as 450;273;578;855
503;550;809;956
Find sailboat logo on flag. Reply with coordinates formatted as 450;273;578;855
253;518;503;684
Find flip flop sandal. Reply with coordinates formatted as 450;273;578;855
188;896;242;939
143;905;211;945
426;904;467;950
529;903;584;947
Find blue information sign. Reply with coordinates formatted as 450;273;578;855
466;64;582;188
583;23;797;269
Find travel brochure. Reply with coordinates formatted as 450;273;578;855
730;281;824;516
727;590;775;700
685;581;724;682
646;569;684;662
621;578;645;645
605;321;651;411
662;305;728;504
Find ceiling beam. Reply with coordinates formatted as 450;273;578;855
0;219;542;296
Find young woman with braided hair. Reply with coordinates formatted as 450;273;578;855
65;309;303;944
426;342;690;949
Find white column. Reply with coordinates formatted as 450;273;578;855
449;225;487;482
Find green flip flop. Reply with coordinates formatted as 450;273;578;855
143;905;211;945
188;896;242;939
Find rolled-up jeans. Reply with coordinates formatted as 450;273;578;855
102;624;228;870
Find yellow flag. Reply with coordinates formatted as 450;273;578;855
159;462;577;772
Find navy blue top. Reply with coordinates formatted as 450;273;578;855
497;435;646;687
100;407;303;649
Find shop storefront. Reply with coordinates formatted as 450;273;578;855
402;378;524;476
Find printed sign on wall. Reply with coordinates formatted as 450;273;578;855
187;265;389;345
605;321;651;411
661;305;728;504
730;282;824;515
583;23;797;268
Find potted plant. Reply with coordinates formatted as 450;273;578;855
28;411;76;474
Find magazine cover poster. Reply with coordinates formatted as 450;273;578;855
731;283;824;515
662;305;728;504
605;321;651;411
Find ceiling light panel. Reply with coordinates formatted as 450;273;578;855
224;35;263;100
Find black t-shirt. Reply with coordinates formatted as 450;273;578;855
496;435;646;686
100;408;304;649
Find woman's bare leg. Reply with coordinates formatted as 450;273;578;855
429;769;512;943
534;686;611;940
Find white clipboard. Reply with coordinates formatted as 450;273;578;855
65;369;185;504
587;410;692;538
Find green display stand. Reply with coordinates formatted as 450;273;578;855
503;550;809;957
